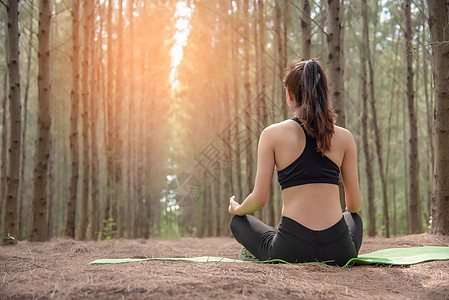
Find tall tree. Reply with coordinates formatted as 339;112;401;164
420;0;433;218
115;0;124;236
360;0;376;237
2;0;21;244
301;0;311;59
65;0;80;238
243;0;254;195
327;0;345;210
77;0;92;240
231;2;243;204
428;0;449;235
104;0;115;228
405;0;420;233
0;59;7;236
29;0;52;242
327;0;344;127
19;0;35;239
275;0;287;118
257;0;274;226
362;0;389;237
126;0;135;239
89;0;102;240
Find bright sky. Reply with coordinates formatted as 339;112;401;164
170;1;193;90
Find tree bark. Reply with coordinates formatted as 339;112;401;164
104;0;115;231
274;0;287;119
301;0;311;59
327;0;346;210
327;0;345;127
3;0;21;244
65;0;80;238
126;0;135;239
405;0;420;233
47;135;54;239
77;0;92;240
421;0;433;220
360;37;376;237
253;0;263;223
362;0;389;237
243;0;254;197
115;0;124;237
29;0;52;242
0;64;7;237
428;0;449;235
231;2;242;204
18;5;34;240
89;2;99;240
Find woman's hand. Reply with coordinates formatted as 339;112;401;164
228;195;240;215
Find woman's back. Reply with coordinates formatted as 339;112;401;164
266;119;361;230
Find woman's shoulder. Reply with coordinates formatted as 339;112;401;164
259;120;296;143
262;120;296;136
334;125;353;138
265;119;296;131
333;125;356;147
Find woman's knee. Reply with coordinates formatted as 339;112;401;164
230;215;244;235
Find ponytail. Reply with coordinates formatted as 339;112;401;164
283;58;336;154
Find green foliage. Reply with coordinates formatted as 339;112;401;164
102;218;117;242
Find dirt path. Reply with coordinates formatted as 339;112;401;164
1;234;449;299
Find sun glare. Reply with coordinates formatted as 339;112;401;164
170;1;193;91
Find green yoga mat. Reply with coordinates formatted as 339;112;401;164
90;246;449;268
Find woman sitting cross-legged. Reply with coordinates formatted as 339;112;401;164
228;58;363;266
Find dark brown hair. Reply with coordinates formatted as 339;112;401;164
283;58;336;154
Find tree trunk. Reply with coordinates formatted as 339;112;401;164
3;0;21;244
253;0;263;222
18;6;34;240
421;0;433;220
360;39;376;237
362;0;389;237
327;0;344;127
47;135;54;239
29;0;52;242
219;0;233;234
327;0;345;210
77;0;92;240
126;0;135;239
105;0;115;230
115;0;124;237
405;0;420;233
257;0;274;226
243;0;254;196
301;0;311;59
89;2;99;240
402;80;410;233
0;63;7;237
65;0;80;238
231;4;242;204
385;34;401;236
428;0;449;235
274;0;287;119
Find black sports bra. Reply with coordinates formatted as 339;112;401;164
277;118;340;190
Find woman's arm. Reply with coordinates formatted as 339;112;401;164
228;128;275;216
340;130;363;213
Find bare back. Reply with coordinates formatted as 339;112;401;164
269;119;361;230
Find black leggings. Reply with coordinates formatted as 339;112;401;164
230;211;363;266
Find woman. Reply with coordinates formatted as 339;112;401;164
228;58;363;266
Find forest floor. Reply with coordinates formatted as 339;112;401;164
1;233;449;299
